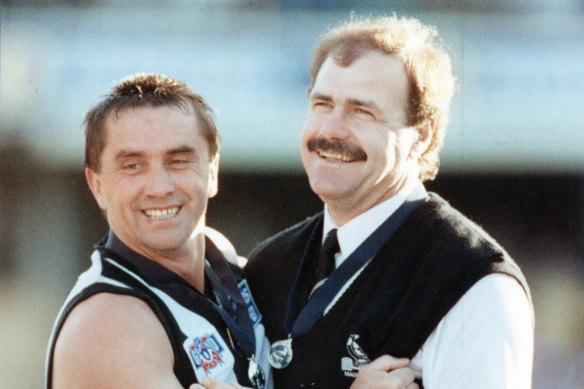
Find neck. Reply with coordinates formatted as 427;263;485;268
129;233;207;293
327;175;419;227
164;234;206;293
166;248;206;293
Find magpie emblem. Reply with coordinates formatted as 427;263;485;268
341;334;371;377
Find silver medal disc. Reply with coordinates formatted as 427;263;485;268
248;357;265;389
268;338;293;369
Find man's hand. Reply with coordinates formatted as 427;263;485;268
190;377;251;389
350;355;419;389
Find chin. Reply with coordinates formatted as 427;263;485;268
311;186;347;204
310;176;349;195
142;234;186;251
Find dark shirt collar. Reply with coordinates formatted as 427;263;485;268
104;230;193;286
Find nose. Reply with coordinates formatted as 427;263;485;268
319;108;350;140
144;164;174;197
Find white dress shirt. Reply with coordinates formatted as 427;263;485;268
322;182;534;388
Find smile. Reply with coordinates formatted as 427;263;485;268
317;150;357;162
143;207;180;220
307;138;367;163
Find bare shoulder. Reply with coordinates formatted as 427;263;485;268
52;293;182;389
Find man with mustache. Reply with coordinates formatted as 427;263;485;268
245;15;534;388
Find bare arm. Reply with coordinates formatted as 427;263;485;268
52;293;183;389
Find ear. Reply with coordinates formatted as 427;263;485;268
207;154;220;198
409;121;433;160
85;167;108;210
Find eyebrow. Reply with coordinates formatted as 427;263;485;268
114;145;197;160
166;145;196;156
310;92;381;112
310;92;333;102
346;98;381;112
115;149;144;160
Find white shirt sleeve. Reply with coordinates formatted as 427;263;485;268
410;273;534;389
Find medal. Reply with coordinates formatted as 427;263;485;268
248;356;266;389
268;338;293;369
273;184;428;372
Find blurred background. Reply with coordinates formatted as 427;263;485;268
1;0;583;387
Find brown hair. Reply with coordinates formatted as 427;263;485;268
84;73;220;172
309;15;456;181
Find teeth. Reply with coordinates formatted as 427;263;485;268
318;150;354;162
144;207;179;220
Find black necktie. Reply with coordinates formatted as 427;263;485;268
309;228;339;298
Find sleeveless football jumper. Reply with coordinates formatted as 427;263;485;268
46;233;273;389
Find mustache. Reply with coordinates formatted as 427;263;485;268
307;138;367;161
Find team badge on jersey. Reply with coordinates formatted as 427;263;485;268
189;334;226;374
238;279;262;327
341;334;371;377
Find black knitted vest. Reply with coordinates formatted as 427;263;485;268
246;193;530;389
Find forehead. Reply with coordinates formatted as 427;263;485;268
312;51;410;116
102;105;204;149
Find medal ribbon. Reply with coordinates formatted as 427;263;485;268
203;237;257;358
283;183;428;337
204;240;265;388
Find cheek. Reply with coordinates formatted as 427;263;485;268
108;179;141;208
395;134;417;159
361;128;391;156
301;115;322;140
177;170;209;196
300;124;311;143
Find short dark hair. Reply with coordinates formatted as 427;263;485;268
84;73;220;172
309;16;456;181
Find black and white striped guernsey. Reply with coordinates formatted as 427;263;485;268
45;232;273;389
